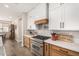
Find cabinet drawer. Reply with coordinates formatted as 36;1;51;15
67;50;79;56
51;44;68;53
51;45;69;55
44;42;50;56
51;44;79;56
50;49;66;56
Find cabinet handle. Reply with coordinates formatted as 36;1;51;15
62;22;64;28
60;22;61;28
60;22;64;28
59;49;68;53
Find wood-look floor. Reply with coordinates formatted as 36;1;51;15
3;39;33;56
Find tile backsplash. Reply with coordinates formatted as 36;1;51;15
50;30;79;44
26;29;79;44
36;30;51;36
36;30;79;44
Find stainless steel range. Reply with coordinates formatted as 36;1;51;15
31;35;50;56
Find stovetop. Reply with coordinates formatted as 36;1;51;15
32;35;50;40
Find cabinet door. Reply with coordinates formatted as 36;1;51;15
50;45;69;56
44;42;50;56
49;3;64;30
65;3;79;30
50;49;65;56
50;44;66;56
23;36;30;48
60;4;65;30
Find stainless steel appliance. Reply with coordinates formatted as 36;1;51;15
31;35;50;56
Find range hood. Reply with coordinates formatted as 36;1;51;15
34;18;48;25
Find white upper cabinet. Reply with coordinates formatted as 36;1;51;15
49;3;79;30
27;3;47;30
49;3;65;30
65;3;79;30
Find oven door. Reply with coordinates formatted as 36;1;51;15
31;40;43;56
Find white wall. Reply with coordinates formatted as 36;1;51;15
27;3;47;30
21;13;28;46
12;13;28;46
22;13;28;35
12;17;23;43
12;18;19;42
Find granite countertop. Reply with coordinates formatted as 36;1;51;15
44;39;79;52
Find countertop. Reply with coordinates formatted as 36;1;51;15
24;35;36;40
44;39;79;52
24;35;33;38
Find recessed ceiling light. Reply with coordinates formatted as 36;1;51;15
9;17;12;18
4;4;9;8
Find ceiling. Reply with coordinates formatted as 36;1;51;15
0;3;39;21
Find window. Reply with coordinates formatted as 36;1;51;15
0;23;9;32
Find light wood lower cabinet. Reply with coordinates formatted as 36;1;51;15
44;42;50;56
44;42;79;56
23;36;32;49
50;44;69;56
